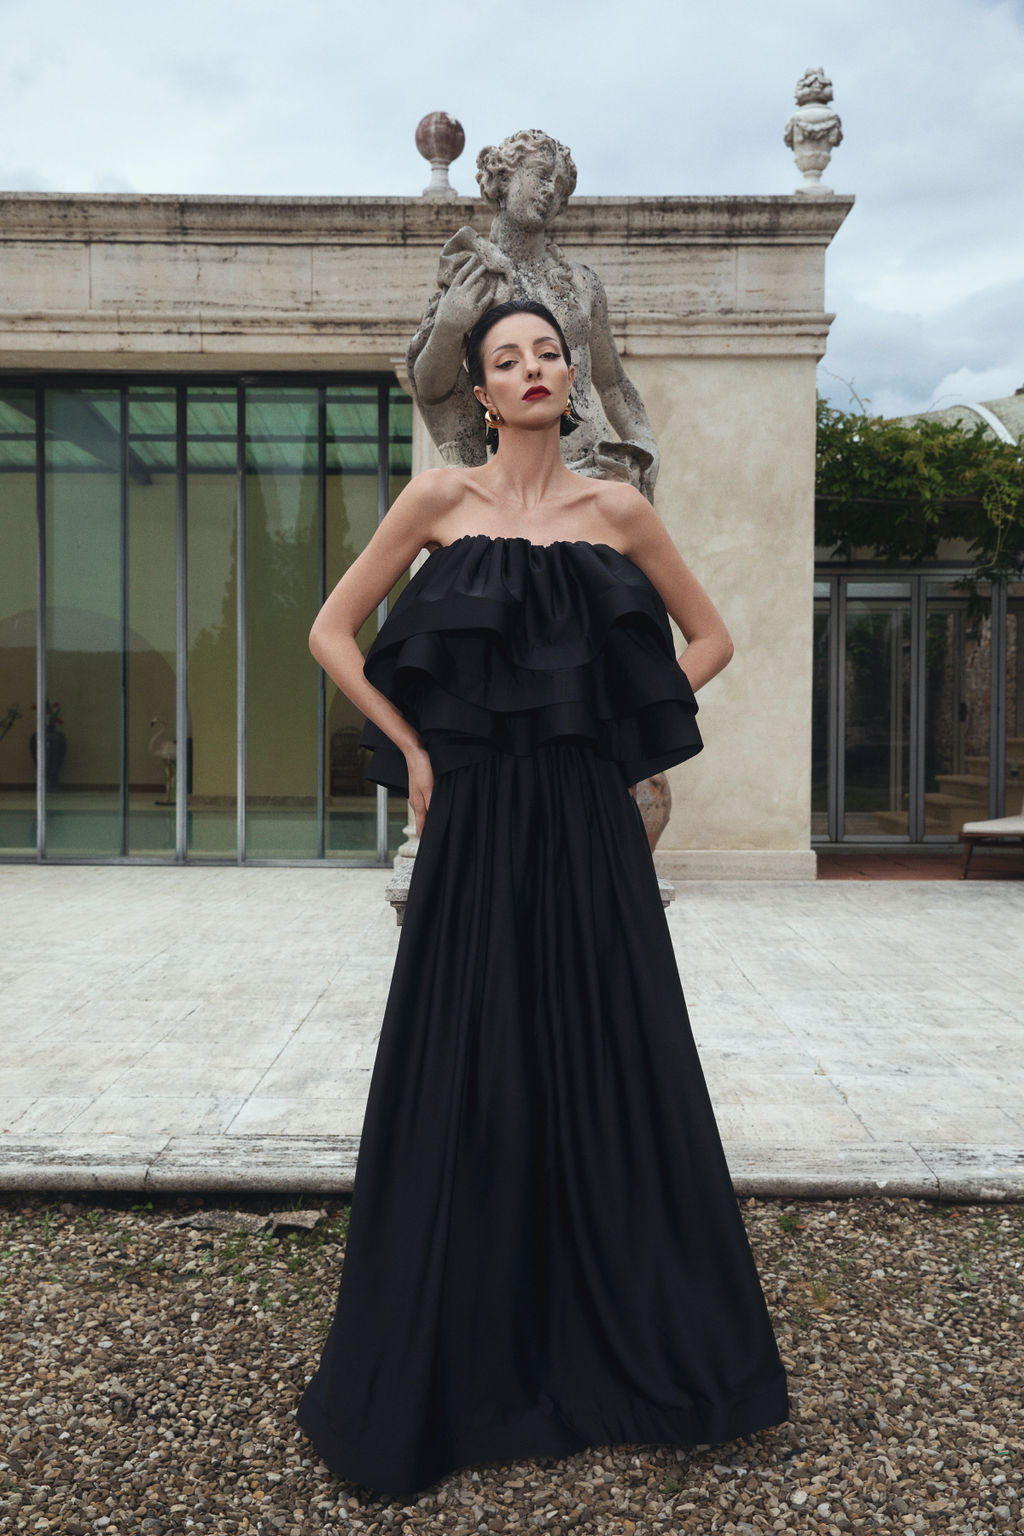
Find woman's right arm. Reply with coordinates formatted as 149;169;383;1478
309;471;450;835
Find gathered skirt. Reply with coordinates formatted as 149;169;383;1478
295;743;788;1498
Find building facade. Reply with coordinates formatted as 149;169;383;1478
0;190;853;876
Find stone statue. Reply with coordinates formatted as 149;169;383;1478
408;128;660;502
784;69;843;193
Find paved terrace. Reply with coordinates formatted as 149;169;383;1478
1;865;1023;1200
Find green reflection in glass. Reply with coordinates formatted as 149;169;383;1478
44;388;122;857
325;389;376;858
127;386;178;857
245;387;319;858
187;386;238;858
0;389;37;853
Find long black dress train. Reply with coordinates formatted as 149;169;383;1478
295;534;788;1498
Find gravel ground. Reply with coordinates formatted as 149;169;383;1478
0;1192;1021;1535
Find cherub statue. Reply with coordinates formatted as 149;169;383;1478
408;128;660;502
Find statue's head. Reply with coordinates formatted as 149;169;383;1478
476;129;577;229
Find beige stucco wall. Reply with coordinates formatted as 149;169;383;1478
0;191;852;874
630;355;818;863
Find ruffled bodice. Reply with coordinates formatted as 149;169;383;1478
356;534;703;795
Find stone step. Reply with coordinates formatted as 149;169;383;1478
934;774;989;804
924;793;994;833
925;792;989;810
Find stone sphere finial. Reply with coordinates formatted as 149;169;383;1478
784;68;842;194
415;112;466;199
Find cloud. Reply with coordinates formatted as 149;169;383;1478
820;276;1024;416
0;0;1022;416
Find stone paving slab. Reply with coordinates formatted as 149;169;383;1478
1;866;1023;1201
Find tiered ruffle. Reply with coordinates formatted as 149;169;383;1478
356;534;704;794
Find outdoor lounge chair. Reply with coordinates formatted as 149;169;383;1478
959;790;1024;878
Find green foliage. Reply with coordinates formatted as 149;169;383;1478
815;398;1024;587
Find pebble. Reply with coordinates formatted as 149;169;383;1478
1;1193;1021;1534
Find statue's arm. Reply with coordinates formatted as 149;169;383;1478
585;270;659;464
411;252;509;407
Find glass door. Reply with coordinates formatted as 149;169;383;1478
1006;584;1024;816
843;582;911;838
813;571;1012;843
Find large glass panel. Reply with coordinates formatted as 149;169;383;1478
127;385;178;857
0;388;37;855
244;386;320;859
843;581;911;837
187;386;238;858
1005;582;1024;816
44;388;123;857
1;372;411;865
811;600;830;837
322;384;411;861
924;581;992;835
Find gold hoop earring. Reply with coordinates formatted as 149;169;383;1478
484;407;503;428
563;403;573;418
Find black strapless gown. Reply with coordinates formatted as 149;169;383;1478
295;535;788;1498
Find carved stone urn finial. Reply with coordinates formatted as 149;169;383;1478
415;112;466;199
784;68;842;194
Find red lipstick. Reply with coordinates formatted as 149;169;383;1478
523;386;550;400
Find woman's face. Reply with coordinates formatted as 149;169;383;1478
502;151;564;231
472;311;574;433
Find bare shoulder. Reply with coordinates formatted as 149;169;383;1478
386;465;476;531
589;481;667;557
405;464;472;510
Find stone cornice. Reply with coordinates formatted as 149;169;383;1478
0;308;838;367
0;190;852;367
0;191;854;246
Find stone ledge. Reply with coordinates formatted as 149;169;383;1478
1;1136;1020;1202
654;848;818;880
0;193;854;246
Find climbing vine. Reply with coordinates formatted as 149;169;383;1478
815;397;1024;589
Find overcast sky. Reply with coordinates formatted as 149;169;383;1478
4;0;1022;419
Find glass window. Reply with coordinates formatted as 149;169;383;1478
127;385;178;858
0;373;408;865
0;389;37;855
1005;583;1024;816
245;386;320;859
44;387;123;857
187;385;239;859
842;589;911;838
924;580;992;835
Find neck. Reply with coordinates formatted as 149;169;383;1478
480;424;573;514
490;211;547;264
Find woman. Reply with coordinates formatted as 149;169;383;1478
296;300;789;1500
408;128;659;502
